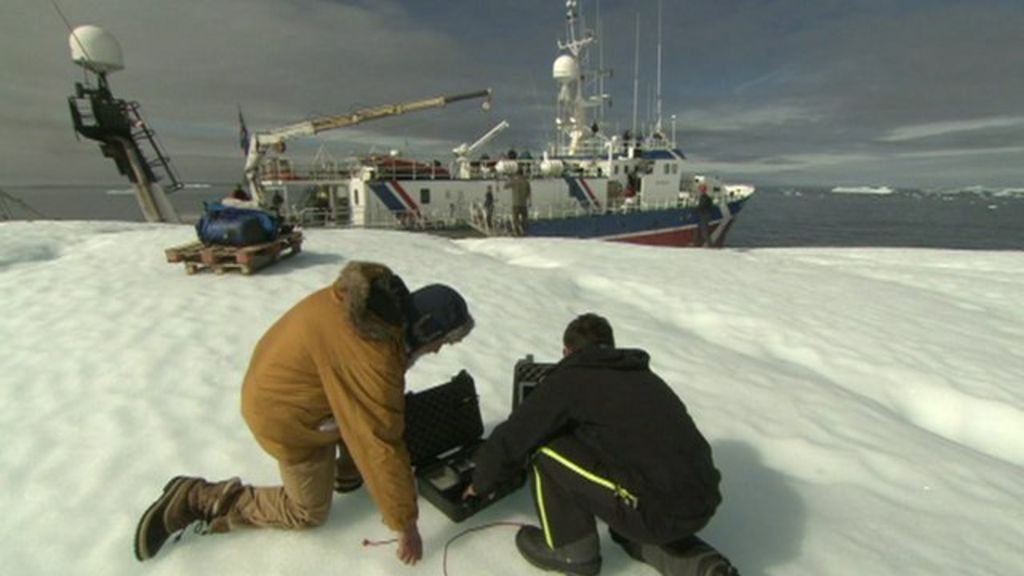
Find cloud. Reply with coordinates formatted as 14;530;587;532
3;0;1024;187
692;152;876;176
881;117;1024;142
675;104;820;132
897;145;1024;159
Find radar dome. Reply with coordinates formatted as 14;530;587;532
69;26;124;74
552;54;578;82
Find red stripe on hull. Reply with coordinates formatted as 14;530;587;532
579;178;600;209
390;181;420;215
608;222;729;247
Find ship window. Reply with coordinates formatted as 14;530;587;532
614;165;619;175
420;189;431;204
672;165;678;174
663;164;670;175
354;190;360;205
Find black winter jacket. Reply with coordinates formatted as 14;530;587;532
473;347;721;525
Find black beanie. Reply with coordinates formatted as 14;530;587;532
405;284;473;350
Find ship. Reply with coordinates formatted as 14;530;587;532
247;1;754;247
68;1;754;247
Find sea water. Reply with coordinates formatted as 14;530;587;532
2;184;1022;250
727;187;1024;250
0;184;231;223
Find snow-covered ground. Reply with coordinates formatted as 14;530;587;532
1;221;1022;576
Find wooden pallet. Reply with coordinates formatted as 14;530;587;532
165;231;303;275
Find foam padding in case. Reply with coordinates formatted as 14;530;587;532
512;356;558;410
404;370;483;467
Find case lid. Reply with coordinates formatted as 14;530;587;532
512;356;557;410
404;370;484;466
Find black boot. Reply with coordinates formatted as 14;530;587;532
613;532;740;576
515;525;601;576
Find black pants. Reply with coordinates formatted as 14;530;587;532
529;436;709;549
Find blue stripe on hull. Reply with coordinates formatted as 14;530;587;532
368;182;406;212
527;198;748;240
563;177;592;208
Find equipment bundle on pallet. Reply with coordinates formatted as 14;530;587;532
165;202;302;275
164;230;303;275
404;370;526;522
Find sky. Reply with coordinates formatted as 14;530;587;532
1;221;1022;575
2;1;1024;188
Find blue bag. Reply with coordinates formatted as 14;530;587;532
195;202;280;246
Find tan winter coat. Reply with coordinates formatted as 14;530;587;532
504;174;531;207
240;262;417;531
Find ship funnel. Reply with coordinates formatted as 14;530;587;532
69;25;124;75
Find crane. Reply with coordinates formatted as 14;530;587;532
452;120;510;179
243;89;494;204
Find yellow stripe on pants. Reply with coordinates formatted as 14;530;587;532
534;446;639;547
533;463;554;548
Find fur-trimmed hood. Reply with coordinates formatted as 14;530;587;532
332;261;408;342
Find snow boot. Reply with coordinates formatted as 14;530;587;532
612;531;740;576
515;525;601;576
134;475;244;561
334;444;363;494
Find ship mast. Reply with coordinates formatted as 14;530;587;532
554;0;610;156
631;14;640;139
596;0;605;127
655;0;664;136
66;26;182;223
554;0;587;155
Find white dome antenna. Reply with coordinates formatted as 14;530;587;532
69;25;124;75
553;54;578;104
552;54;578;83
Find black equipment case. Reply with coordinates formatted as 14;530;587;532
404;370;525;522
511;355;557;410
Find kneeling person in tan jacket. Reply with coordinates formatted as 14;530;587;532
135;261;474;566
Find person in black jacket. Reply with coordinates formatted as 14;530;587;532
465;313;737;576
695;188;715;247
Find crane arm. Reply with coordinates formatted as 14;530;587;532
244;88;493;203
254;89;493;147
310;89;492;133
454;120;509;157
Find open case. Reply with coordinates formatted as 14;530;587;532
511;355;557;410
404;370;526;522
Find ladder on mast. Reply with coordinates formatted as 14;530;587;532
125;101;184;191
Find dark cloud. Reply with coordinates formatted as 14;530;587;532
2;0;1022;187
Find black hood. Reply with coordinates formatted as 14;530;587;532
560;346;651;372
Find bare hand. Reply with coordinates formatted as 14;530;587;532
462;484;478;500
396;523;423;565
